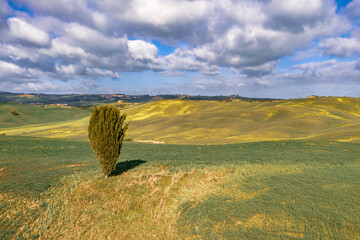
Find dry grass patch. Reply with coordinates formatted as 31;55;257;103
29;167;233;239
0;193;42;239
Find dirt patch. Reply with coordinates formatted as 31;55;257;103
135;140;165;144
65;163;89;168
46;163;89;171
0;167;5;176
18;94;36;98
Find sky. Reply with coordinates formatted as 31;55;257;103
0;0;359;98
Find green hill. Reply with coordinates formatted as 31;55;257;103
0;103;90;139
0;103;90;128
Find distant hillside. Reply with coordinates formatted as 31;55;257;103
0;91;152;106
0;103;91;140
0;103;91;129
1;97;359;144
0;91;278;106
123;97;360;144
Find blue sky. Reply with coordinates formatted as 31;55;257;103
336;0;353;8
0;0;360;98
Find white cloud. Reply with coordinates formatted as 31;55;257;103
292;48;321;61
40;38;89;59
346;0;360;20
320;37;360;58
7;17;50;47
242;61;277;77
63;23;128;56
128;40;158;60
0;43;41;62
118;0;211;27
0;60;26;77
0;0;358;96
267;0;323;17
0;60;43;82
164;48;220;75
0;0;11;20
151;59;360;98
2;79;98;94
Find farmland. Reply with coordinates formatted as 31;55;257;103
0;97;360;239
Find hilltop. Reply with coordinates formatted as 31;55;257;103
0;91;276;107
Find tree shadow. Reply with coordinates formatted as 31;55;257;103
110;159;147;176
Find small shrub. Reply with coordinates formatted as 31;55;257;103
88;105;129;177
11;111;19;116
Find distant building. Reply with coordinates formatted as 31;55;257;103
51;103;68;107
307;95;319;99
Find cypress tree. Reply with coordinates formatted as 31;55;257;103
88;104;129;177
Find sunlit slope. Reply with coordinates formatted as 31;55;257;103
0;103;90;140
124;97;360;144
1;97;360;144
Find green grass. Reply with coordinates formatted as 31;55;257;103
1;136;359;239
1;97;360;239
0;103;90;129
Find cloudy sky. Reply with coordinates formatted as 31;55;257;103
0;0;359;98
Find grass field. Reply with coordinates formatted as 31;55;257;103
0;136;360;239
0;103;90;128
1;97;360;144
0;103;91;140
1;97;360;239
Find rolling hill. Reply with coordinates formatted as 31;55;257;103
1;97;360;144
1;97;360;239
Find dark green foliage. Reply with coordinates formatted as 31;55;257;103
88;105;129;176
11;110;19;116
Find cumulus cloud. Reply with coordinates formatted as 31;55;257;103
156;0;349;75
151;59;360;98
0;60;43;82
163;48;220;75
242;61;277;77
128;40;158;61
0;79;99;94
346;0;360;20
0;0;11;26
264;0;327;33
320;37;360;58
5;17;51;47
14;0;111;31
0;0;358;95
